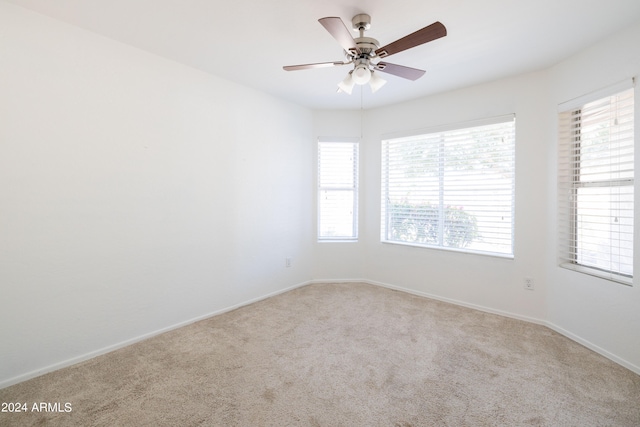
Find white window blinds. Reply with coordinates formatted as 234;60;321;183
318;140;359;240
381;116;515;257
558;84;634;284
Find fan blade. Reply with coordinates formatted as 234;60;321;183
283;61;348;71
375;21;446;58
374;62;426;80
318;17;361;55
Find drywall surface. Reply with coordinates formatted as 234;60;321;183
312;18;640;373
546;20;640;372
360;72;550;323
2;1;638;389
0;2;313;386
312;110;367;280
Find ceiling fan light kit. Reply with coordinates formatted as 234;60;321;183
283;13;447;95
337;72;355;94
368;71;387;93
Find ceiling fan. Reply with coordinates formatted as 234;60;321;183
283;14;447;94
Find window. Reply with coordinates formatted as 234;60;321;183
318;140;359;241
381;116;515;257
558;83;634;284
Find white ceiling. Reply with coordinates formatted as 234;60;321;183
6;0;640;110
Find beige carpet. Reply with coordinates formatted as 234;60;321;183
1;282;639;426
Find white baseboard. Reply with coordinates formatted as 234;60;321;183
308;278;370;285
544;322;640;375
365;279;547;326
3;278;637;389
0;280;312;390
321;278;640;376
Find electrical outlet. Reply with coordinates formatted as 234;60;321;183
524;278;534;290
285;258;291;268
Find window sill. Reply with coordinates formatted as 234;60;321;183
559;262;633;286
381;240;514;260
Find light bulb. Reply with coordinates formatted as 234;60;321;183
352;65;371;85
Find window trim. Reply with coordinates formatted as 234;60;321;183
557;80;635;285
380;114;516;258
317;137;359;242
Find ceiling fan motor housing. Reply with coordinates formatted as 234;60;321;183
353;37;380;56
343;13;378;76
349;14;379;57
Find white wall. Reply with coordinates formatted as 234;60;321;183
312;110;366;280
2;1;639;389
312;75;551;322
0;2;314;387
312;20;640;373
362;72;549;323
545;21;640;373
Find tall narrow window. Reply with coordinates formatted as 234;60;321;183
558;84;634;284
381;116;516;257
318;140;359;241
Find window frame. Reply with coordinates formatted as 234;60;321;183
380;115;516;258
317;138;359;242
557;81;635;285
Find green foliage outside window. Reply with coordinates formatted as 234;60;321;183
388;201;478;248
